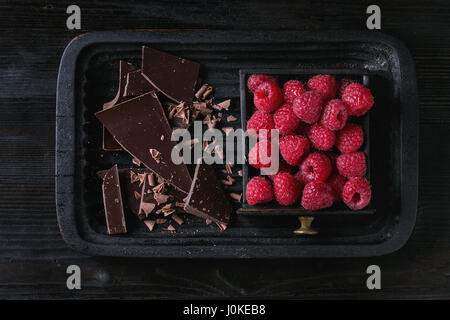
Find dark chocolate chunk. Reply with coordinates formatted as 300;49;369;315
101;165;127;234
124;69;157;97
141;46;200;104
103;61;139;151
95;91;192;193
184;162;232;225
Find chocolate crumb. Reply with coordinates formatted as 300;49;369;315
172;214;184;225
149;148;162;163
132;158;141;166
167;224;176;232
227;115;237;122
230;192;242;202
238;170;243;176
134;191;141;200
144;220;156;231
205;219;212;225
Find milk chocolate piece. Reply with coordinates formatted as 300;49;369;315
95;91;192;193
184;162;232;225
103;61;139;151
141;46;200;104
101;165;127;234
98;168;150;216
124;69;157;97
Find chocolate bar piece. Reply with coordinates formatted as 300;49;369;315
124;69;156;97
95;92;192;193
101;165;127;234
141;46;200;104
103;61;139;151
184;162;232;225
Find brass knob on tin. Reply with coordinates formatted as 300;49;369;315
293;216;318;235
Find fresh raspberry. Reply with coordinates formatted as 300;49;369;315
301;181;335;210
342;83;374;116
342;177;371;210
246;176;274;205
279;135;310;166
336;152;366;178
307;123;336;151
336;123;364;153
273;172;302;206
273;104;301;136
328;174;347;201
307;75;337;100
247;111;274;139
262;158;291;180
292;91;324;124
253;81;283;113
320;99;348;131
338;78;355;97
282;80;306;105
298;152;332;183
248;139;272;169
247;74;278;93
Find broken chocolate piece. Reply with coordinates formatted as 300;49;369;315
124;69;156;97
101;165;127;234
95;91;192;193
141;46;200;104
184;162;232;225
103;61;139;151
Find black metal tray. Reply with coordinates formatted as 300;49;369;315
56;30;418;258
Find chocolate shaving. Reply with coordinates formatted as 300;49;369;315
144;220;156;231
167;224;176;232
227;115;237;122
225;164;233;174
238;170;243;177
230;192;242;202
205;219;212;225
149;148;162;163
132;158;141;166
141;202;156;217
134;191;141;200
172;214;184;225
130;171;139;184
152;183;166;193
216;222;228;231
213;99;231;111
154;193;171;205
148;173;156;186
156;218;168;224
195;84;209;100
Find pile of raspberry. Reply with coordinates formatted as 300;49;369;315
245;74;373;211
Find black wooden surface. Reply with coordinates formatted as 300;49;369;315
0;0;449;299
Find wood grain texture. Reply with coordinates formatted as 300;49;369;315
0;0;449;299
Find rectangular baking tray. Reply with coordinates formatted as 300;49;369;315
56;30;418;258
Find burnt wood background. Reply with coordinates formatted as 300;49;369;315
0;0;449;299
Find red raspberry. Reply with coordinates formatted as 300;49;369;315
338;78;355;97
342;177;371;210
273;172;302;206
253;81;283;113
336;123;364;153
248;139;272;169
298;152;332;183
307;123;336;151
301;181;335;210
342;83;374;116
247;111;274;139
282;80;306;104
279;135;310;166
307;75;337;100
320;99;348;131
327;174;347;201
292;91;324;124
246;176;274;205
336;152;366;178
273;104;301;136
262;158;291;180
247;74;278;93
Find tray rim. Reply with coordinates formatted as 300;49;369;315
56;29;418;258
